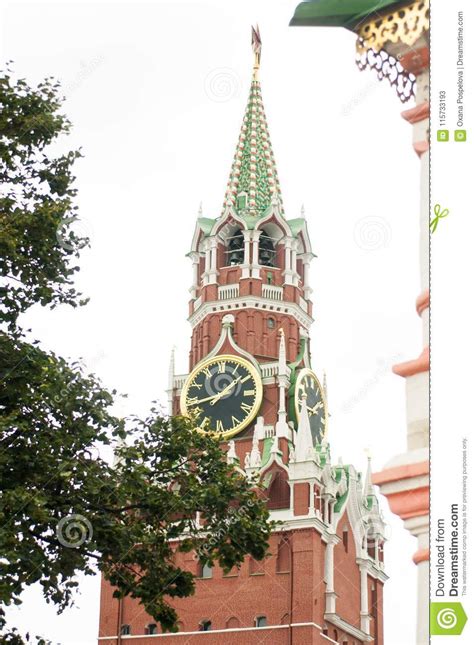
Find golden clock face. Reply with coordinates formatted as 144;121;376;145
180;354;263;440
295;368;327;444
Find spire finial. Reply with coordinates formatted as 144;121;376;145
198;201;203;218
251;25;261;80
222;26;283;217
168;346;176;389
364;449;374;498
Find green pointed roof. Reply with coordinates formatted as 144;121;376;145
290;0;406;29
222;58;283;217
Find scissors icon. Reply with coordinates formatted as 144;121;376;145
430;204;449;233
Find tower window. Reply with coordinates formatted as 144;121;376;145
226;616;240;629
343;527;349;553
198;562;213;578
146;623;158;634
120;625;131;635
267;317;275;329
258;232;276;267
236;191;248;211
255;616;267;627
226;229;245;266
199;619;212;631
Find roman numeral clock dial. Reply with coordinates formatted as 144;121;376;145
180;355;263;439
294;368;328;445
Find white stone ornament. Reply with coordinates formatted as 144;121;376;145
226;440;238;465
250;427;262;467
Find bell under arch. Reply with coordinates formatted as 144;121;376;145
225;228;245;266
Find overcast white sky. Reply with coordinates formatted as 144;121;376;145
2;0;420;642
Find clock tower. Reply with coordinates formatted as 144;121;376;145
99;27;387;645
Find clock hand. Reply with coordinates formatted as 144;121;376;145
307;402;324;415
209;376;242;406
187;376;243;408
187;393;223;406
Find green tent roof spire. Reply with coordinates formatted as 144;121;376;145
222;26;283;217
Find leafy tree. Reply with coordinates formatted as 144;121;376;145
0;69;271;640
0;66;86;333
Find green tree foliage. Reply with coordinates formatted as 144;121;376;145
0;67;86;332
0;69;271;640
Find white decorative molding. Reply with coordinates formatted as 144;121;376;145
189;296;313;329
98;621;325;640
262;283;283;301
172;374;187;391
218;283;240;300
324;612;373;642
299;296;308;313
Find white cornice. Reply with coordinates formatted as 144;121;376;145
189;296;313;328
324;613;373;642
98;622;325;640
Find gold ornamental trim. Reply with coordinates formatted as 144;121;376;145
357;1;430;54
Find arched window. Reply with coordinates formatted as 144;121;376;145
258;231;276;267
276;539;291;573
255;616;267;627
226;616;240;629
199;619;212;631
198;562;213;578
367;528;376;558
342;525;349;553
146;623;158;634
226;229;244;266
120;625;131;635
266;468;291;510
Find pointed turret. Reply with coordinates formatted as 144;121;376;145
364;455;375;498
294;395;314;462
222;26;283;217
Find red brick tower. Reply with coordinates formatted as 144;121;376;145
98;27;387;645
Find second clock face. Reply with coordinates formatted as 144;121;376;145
295;368;327;445
180;354;263;439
